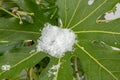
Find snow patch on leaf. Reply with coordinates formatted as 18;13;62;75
1;65;11;71
111;46;120;51
88;0;94;5
48;63;61;77
35;0;40;5
104;3;120;20
29;49;36;54
36;23;76;58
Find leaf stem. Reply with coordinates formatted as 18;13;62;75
74;30;120;35
96;20;111;23
29;68;34;80
16;13;23;24
54;58;61;80
0;7;19;18
74;56;81;80
0;41;9;43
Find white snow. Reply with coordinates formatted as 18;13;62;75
88;0;94;5
1;65;11;71
36;23;76;58
58;18;63;27
111;46;120;51
35;0;40;5
29;49;36;54
48;63;61;77
104;3;120;20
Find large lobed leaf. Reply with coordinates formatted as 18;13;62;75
0;0;57;41
0;0;120;80
0;0;57;79
56;0;120;80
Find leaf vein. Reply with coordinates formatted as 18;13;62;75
76;43;118;80
75;30;120;35
0;52;39;76
66;0;82;28
70;0;108;29
54;58;61;80
64;0;67;27
0;29;39;34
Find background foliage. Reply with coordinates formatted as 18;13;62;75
0;0;120;80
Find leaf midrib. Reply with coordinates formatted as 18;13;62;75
0;29;40;34
0;52;39;76
69;0;108;29
66;0;82;28
76;43;118;80
75;30;120;35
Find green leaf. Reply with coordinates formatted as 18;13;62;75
56;0;120;80
0;0;57;79
0;41;46;79
39;53;73;80
0;0;57;41
1;0;120;80
0;45;46;79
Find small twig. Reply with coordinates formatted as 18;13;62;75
26;68;34;80
96;20;111;23
0;7;19;18
29;68;34;80
0;41;9;43
0;0;2;6
16;13;23;24
74;56;81;80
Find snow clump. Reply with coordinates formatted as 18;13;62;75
36;23;76;58
88;0;94;5
1;65;11;71
48;63;61;77
104;3;120;20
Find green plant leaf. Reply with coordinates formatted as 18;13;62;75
0;40;46;79
0;0;120;80
56;0;120;80
0;0;57;41
39;53;73;80
0;46;46;79
0;0;57;79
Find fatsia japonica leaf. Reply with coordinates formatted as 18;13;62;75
0;0;57;79
56;0;120;80
39;53;73;80
0;0;120;80
0;0;57;41
0;41;46;79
